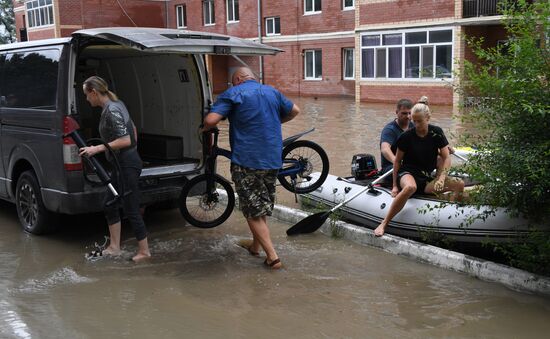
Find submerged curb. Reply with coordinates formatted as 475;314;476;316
272;204;550;297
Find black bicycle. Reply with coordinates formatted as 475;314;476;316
179;127;329;228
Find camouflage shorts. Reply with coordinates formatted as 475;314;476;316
231;163;278;218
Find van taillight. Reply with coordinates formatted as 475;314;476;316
63;116;82;171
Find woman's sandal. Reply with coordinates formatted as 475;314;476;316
263;258;282;269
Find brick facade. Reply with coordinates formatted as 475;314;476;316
359;0;455;25
12;0;165;41
359;82;453;105
266;39;356;97
10;0;509;106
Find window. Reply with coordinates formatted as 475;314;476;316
2;49;60;109
265;17;280;36
304;0;321;14
227;0;239;23
26;0;54;28
203;0;215;25
343;0;354;10
361;28;453;80
343;48;354;79
304;50;322;80
176;5;187;28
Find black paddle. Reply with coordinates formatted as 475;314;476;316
286;169;393;236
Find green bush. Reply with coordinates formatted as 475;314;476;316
456;0;550;274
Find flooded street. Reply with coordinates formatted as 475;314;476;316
2;97;550;338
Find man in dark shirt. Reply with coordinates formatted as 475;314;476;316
380;99;414;176
203;67;300;269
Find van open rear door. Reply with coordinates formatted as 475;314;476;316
72;27;282;55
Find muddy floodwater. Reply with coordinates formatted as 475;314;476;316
1;97;550;338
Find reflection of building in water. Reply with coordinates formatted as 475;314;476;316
11;0;518;106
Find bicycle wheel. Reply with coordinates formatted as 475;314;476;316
279;140;329;194
179;174;235;228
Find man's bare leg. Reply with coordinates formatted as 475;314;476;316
374;175;416;237
425;177;465;202
103;222;122;255
247;216;282;268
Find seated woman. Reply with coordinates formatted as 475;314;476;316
374;96;465;237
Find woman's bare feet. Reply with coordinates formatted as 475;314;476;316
102;246;122;256
132;252;151;262
132;238;151;262
374;224;386;237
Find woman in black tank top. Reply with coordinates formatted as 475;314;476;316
374;97;465;237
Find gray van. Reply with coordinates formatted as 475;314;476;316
0;27;280;234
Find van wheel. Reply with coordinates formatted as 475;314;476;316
15;170;57;235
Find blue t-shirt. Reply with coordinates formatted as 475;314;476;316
380;119;415;173
210;80;294;169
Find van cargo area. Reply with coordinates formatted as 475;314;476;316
74;44;204;174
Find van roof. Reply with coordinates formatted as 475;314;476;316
1;28;282;55
72;27;282;55
0;38;71;52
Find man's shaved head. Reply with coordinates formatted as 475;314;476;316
232;67;257;86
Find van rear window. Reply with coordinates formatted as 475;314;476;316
1;49;59;110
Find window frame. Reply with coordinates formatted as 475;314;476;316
304;49;322;80
265;17;280;36
343;0;355;11
203;0;216;26
360;27;454;82
25;0;54;29
304;0;322;15
343;48;355;80
176;4;187;29
226;0;239;23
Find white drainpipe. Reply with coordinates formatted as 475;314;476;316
257;0;264;83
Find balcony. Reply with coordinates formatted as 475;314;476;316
463;0;532;18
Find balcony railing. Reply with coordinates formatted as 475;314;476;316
462;0;532;18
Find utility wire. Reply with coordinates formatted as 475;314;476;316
115;0;137;27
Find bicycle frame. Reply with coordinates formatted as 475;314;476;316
202;127;312;182
179;127;328;227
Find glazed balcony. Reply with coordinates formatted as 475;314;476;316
463;0;533;18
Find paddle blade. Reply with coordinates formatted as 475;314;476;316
286;211;332;236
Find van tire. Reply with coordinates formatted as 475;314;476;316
15;170;57;235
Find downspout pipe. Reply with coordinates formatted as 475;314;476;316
165;0;168;28
257;0;263;83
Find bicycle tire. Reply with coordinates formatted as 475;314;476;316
179;174;235;228
279;140;329;194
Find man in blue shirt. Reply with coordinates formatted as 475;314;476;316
203;67;300;269
380;99;414;176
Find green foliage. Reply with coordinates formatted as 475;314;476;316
458;0;550;223
492;229;550;275
456;0;550;275
0;0;16;44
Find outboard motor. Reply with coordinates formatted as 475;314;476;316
351;154;378;180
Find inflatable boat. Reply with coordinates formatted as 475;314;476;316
300;172;545;243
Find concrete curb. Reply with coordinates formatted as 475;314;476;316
272;204;550;297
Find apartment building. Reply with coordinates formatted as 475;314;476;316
12;0;166;41
11;0;513;105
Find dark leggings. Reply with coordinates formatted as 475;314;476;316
104;166;147;241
